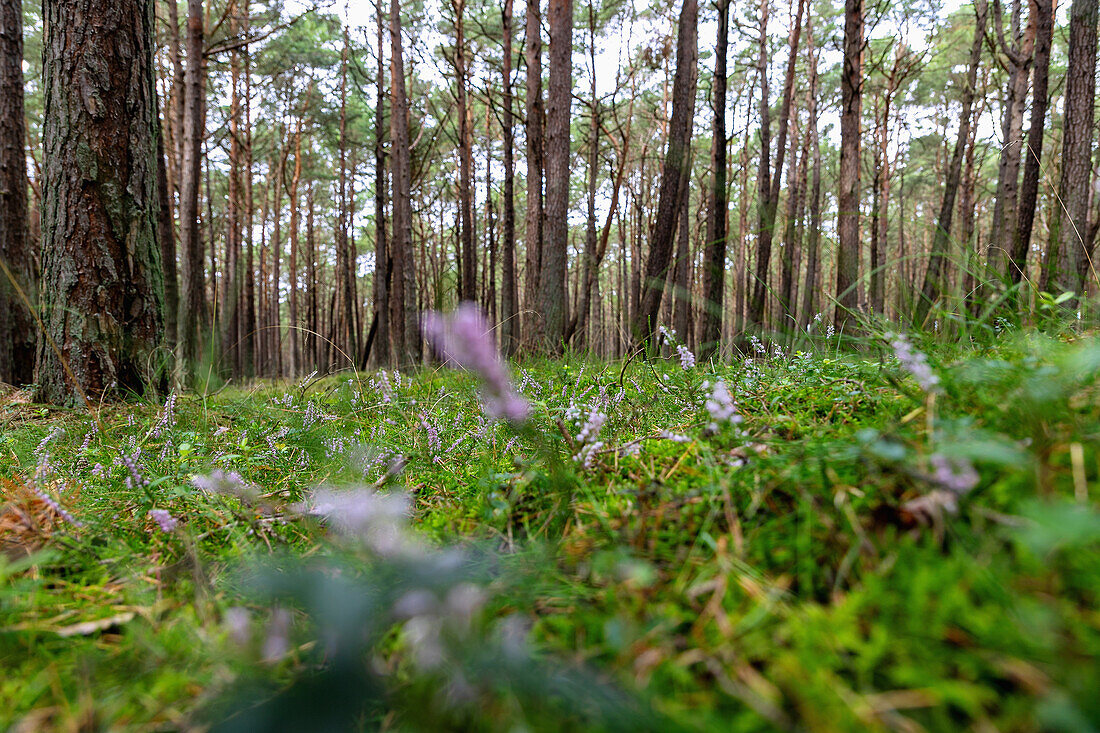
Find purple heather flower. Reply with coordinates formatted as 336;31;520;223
676;345;696;370
929;454;979;494
149;508;178;533
192;469;257;501
422;302;529;423
704;380;743;435
305;486;420;557
890;333;940;393
120;450;147;491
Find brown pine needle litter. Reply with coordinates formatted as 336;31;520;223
0;476;79;561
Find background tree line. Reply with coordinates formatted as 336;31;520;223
0;0;1097;403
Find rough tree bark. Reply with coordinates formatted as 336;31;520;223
500;0;518;355
523;0;544;346
1049;0;1098;297
1008;0;1052;287
986;0;1035;279
835;0;862;329
36;0;165;405
389;0;419;364
537;0;572;352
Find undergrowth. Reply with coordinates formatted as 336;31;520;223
1;325;1099;731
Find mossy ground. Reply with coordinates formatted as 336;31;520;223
1;329;1099;731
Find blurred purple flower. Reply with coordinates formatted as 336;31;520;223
890;333;940;393
422;303;529;423
149;508;178;533
929;453;979;494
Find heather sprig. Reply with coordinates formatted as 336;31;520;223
422;303;529;424
890;332;940;393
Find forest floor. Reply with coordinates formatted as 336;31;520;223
1;328;1099;731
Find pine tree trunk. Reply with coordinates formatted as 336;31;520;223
1009;0;1052;287
987;0;1034;280
372;0;390;366
699;0;728;359
523;0;544;346
1050;0;1098;297
537;0;572;353
835;0;863;329
914;0;987;326
632;0;697;346
798;19;821;326
242;15;255;378
0;0;35;386
37;0;165;405
500;0;519;355
749;0;804;331
178;0;205;370
390;0;419;364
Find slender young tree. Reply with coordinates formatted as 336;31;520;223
178;0;206;371
0;0;34;386
632;0;698;345
913;0;987;326
372;0;390;366
37;0;165;404
835;0;862;329
500;0;519;354
452;0;476;303
798;12;822;327
699;0;729;359
748;0;804;332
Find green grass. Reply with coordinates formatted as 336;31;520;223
2;328;1099;731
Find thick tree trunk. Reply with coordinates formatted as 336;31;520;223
537;0;572;352
913;0;987;326
987;0;1035;279
37;0;165;405
632;0;698;345
835;0;862;329
500;0;519;355
0;0;34;386
523;0;544;346
390;0;419;364
699;0;728;359
1009;0;1052;287
1049;0;1098;296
